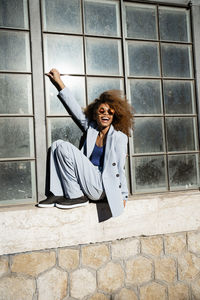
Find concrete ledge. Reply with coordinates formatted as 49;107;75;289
1;191;200;255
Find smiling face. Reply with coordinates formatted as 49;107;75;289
95;103;114;131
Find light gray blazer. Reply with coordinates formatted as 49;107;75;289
59;87;128;217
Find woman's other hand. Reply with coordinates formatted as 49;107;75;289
47;68;65;91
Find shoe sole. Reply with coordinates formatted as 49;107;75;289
56;201;89;209
38;203;55;208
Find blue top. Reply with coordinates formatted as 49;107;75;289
90;144;105;170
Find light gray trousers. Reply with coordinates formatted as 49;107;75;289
49;140;105;200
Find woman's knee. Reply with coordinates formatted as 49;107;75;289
56;141;74;156
51;139;64;151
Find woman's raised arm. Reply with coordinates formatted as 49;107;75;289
47;68;65;91
47;68;88;130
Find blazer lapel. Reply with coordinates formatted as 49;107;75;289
86;125;98;158
103;125;115;171
85;123;115;163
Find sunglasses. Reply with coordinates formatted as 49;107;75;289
97;107;115;116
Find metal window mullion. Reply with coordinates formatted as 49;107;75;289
29;0;47;201
123;0;189;8
0;71;32;75
120;0;134;195
81;0;88;106
156;3;171;191
0;157;36;162
0;114;34;117
127;76;195;80
132;150;200;157
189;3;200;189
0;27;30;33
191;4;200;149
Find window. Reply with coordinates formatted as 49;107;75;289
0;0;36;205
126;3;198;193
0;0;199;205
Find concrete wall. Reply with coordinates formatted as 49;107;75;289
1;229;200;300
1;192;200;299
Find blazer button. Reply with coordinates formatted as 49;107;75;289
112;163;116;166
119;184;121;188
116;174;119;177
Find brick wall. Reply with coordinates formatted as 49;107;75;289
1;229;200;300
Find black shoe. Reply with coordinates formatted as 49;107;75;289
56;196;89;209
37;195;65;208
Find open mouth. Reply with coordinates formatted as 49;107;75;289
101;117;110;122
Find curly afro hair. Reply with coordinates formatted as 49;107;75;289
84;90;134;137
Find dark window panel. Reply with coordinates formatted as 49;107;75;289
133;155;167;192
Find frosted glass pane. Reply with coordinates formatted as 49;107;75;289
127;41;160;77
0;118;34;158
159;7;191;42
0;74;32;114
0;31;30;72
44;35;84;74
0;161;35;203
86;38;122;75
168;154;199;190
129;79;162;114
133;155;167;192
133;117;164;154
42;0;82;33
0;0;28;29
84;0;120;36
163;81;195;114
166;117;196;152
46;76;86;115
125;3;157;39
87;77;124;104
161;44;193;78
48;118;83;148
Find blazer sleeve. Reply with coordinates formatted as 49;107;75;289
116;133;129;201
58;87;88;131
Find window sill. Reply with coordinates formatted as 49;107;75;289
1;190;200;255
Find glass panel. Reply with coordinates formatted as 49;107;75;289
161;44;193;78
84;0;120;37
127;41;160;77
0;161;36;203
0;118;34;158
0;0;28;29
133;117;164;154
163;81;195;114
125;3;157;40
86;38;122;75
159;7;191;42
0;30;31;72
42;0;82;33
48;118;83;149
166;117;197;152
0;74;32;114
168;154;199;190
44;35;84;74
87;77;124;104
46;76;86;115
132;155;167;192
128;79;162;114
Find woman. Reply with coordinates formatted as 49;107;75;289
38;69;134;217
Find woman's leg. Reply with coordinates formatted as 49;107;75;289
49;139;66;196
55;141;104;201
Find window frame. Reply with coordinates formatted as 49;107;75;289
1;0;200;205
